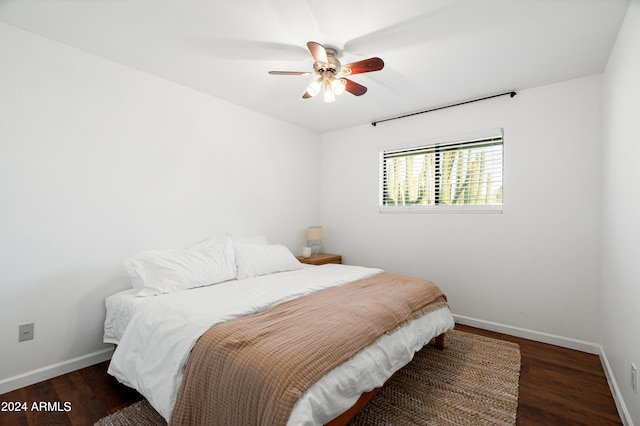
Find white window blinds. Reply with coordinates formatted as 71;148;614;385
380;129;503;213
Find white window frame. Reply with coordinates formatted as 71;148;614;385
379;128;504;214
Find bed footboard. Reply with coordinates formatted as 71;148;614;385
435;332;446;349
324;332;446;426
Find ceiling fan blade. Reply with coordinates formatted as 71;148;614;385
343;78;368;96
302;92;313;99
268;71;313;75
341;57;385;76
306;41;328;66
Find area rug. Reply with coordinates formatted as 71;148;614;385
348;330;521;425
95;330;520;426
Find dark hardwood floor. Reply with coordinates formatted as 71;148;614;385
0;324;622;425
456;324;622;426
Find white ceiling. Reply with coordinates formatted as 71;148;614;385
0;0;630;134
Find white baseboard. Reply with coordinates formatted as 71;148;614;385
453;314;601;354
454;314;633;426
599;347;634;426
0;348;113;396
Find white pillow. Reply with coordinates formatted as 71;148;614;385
124;237;236;296
234;243;303;280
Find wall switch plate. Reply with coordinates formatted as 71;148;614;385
632;363;637;394
18;323;34;342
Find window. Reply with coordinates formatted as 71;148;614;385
379;129;503;213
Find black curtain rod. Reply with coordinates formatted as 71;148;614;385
371;91;517;127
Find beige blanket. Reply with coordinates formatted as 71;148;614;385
170;272;447;426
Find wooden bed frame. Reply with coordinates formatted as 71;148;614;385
325;332;446;426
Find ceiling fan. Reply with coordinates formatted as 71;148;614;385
268;41;384;102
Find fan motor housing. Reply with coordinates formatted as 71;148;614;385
314;47;341;74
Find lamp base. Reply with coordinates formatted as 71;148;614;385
309;240;322;255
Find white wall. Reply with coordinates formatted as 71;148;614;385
320;75;603;345
0;23;320;389
602;0;640;423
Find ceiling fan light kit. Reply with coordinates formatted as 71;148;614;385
269;41;384;103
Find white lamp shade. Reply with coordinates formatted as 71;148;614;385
306;226;324;241
332;78;346;95
323;87;336;103
306;79;321;97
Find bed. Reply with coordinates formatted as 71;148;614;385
105;236;455;425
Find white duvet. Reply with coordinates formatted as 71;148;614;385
107;264;454;425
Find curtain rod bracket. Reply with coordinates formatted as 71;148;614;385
371;91;517;127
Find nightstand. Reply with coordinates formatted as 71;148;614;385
296;253;342;265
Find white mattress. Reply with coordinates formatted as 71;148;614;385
106;264;454;425
104;289;145;344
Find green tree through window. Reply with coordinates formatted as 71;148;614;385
380;130;503;212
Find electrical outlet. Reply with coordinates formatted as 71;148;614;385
632;363;637;394
18;323;34;342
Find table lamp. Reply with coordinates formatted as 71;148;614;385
306;226;324;255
